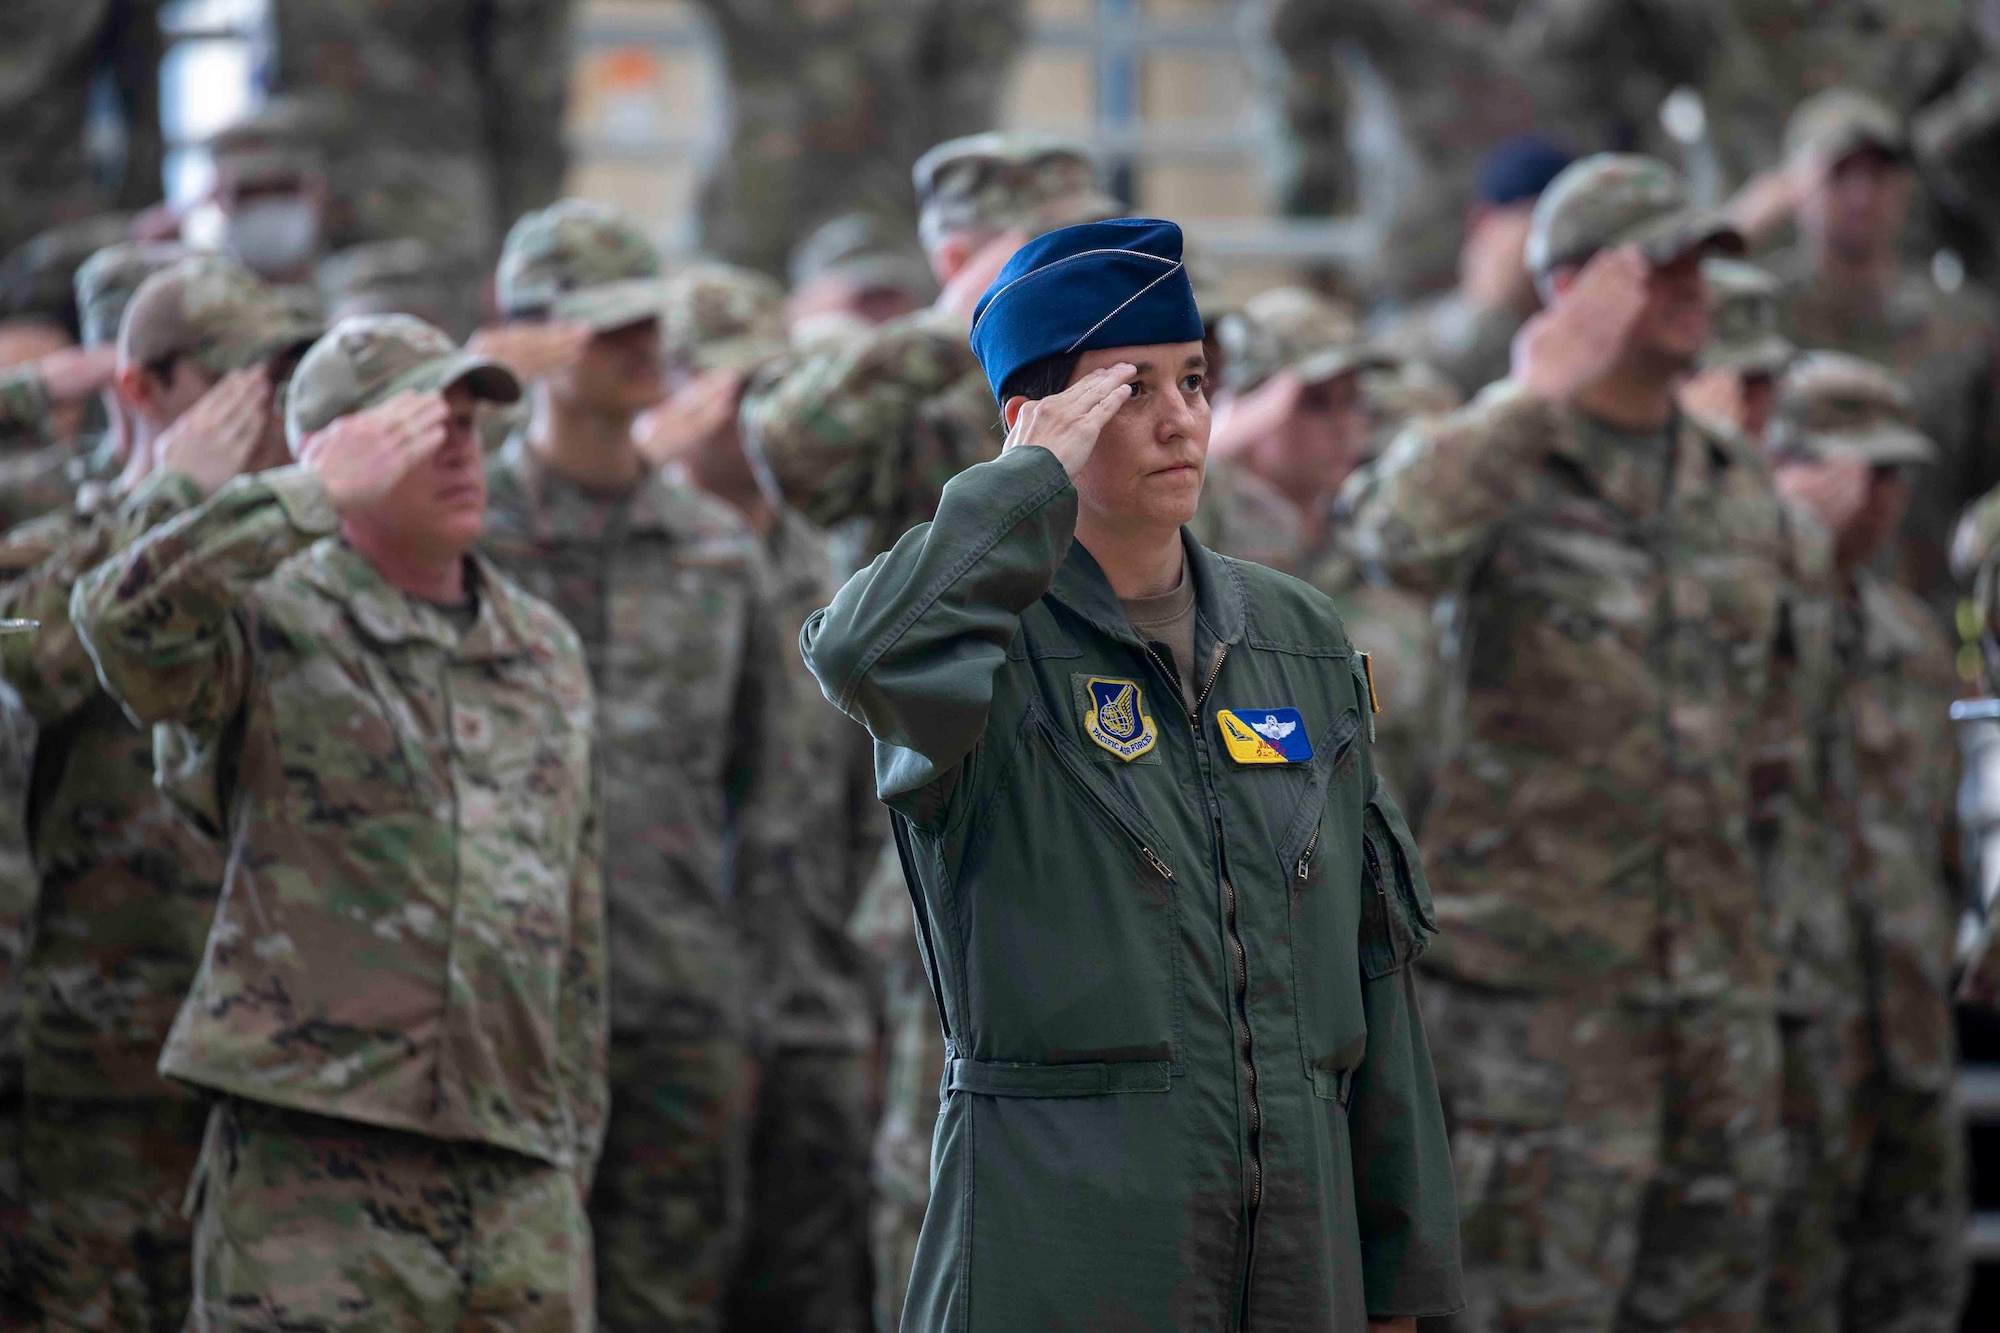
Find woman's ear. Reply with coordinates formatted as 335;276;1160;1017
1003;394;1028;430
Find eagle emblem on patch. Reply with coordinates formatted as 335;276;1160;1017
1083;677;1158;761
1217;707;1313;765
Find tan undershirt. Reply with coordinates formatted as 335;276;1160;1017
1120;564;1199;711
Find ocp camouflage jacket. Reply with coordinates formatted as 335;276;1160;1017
72;466;607;1172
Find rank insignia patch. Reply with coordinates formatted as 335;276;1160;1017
1083;677;1158;761
1217;707;1313;765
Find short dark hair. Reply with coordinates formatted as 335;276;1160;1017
998;349;1083;404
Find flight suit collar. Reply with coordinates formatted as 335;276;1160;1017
296;539;529;661
1046;527;1245;648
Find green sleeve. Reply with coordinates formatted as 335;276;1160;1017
800;444;1075;815
1349;963;1465;1318
71;465;340;740
0;470;203;725
743;311;985;530
1345;385;1561;595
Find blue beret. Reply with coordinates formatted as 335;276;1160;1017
1475;136;1574;207
970;217;1205;401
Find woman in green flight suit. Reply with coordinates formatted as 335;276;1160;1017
803;217;1461;1331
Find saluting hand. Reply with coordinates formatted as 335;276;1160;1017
32;344;118;403
467;321;590;382
155;367;274;497
297;391;449;513
1512;244;1650;405
635;368;743;465
1001;362;1137;479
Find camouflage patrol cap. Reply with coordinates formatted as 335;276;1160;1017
1526;154;1743;278
496;199;664;331
1698;258;1793;375
1784;88;1907;166
913;133;1122;250
317;238;482;339
0;214;134;336
662;263;790;374
285;314;520;450
1215;286;1393;396
1358;359;1462;452
74;242;188;347
118;255;323;379
1769;351;1935;466
208;95;333;186
788;213;937;300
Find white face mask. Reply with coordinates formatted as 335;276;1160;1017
224;197;320;276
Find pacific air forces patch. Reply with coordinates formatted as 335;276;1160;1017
1081;676;1158;761
1217;707;1313;765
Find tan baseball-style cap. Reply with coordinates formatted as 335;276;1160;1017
316;237;483;338
788;212;937;301
913;132;1122;249
118;255;323;377
495;199;664;332
1526;154;1744;278
284;314;519;450
1784;88;1908;167
661;263;791;375
74;241;188;347
1216;286;1394;396
1698;258;1794;375
1769;351;1935;467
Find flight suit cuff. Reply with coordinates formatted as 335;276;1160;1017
261;465;342;537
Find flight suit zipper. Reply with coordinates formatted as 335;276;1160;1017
1037;711;1177;885
1142;641;1265;1223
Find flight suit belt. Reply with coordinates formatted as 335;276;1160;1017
943;1055;1173;1098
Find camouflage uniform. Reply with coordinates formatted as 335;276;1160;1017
738;136;1115;1328
1769;90;2000;625
0;242;186;532
484;205;791;1333
690;0;1028;277
70;315;607;1331
1192;286;1440;810
0;215;131;458
0;258;318;1332
655;261;881;1333
1697;1;1969;195
266;0;577;266
1250;0;1722;296
0;3;159;259
727;510;881;1333
1346;158;1794;1331
1761;356;1967;1333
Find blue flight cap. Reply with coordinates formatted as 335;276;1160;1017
1475;136;1574;208
970;217;1205;401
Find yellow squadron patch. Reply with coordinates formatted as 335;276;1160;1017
1083;677;1158;762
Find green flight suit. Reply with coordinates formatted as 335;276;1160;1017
802;445;1462;1329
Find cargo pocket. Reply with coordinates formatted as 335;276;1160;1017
1359;773;1438;979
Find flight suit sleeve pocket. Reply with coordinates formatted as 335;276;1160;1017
1359;775;1437;979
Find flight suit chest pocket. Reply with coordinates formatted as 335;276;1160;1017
1358;774;1438;979
958;701;1183;1072
1277;709;1366;1091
